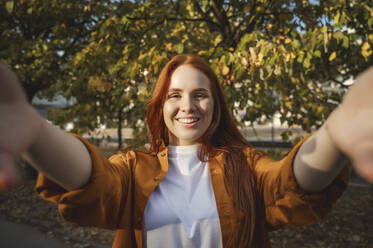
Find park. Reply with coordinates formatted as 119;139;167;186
1;0;373;247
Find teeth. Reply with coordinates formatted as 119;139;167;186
177;118;198;123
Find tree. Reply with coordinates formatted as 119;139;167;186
0;0;109;101
115;0;373;138
3;0;373;149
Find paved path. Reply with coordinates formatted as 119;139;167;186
0;217;69;248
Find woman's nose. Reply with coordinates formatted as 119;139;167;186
180;96;194;112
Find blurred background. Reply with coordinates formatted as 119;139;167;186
1;0;372;247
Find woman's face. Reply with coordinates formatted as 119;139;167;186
163;65;214;146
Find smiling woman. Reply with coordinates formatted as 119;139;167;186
1;54;372;248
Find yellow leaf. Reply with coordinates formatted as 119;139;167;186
214;35;222;46
362;49;372;58
329;52;336;61
106;45;111;52
249;47;257;63
84;5;91;12
362;41;371;51
241;57;248;66
165;43;173;51
222;65;229;75
334;11;340;25
255;53;263;66
285;38;292;44
88;41;97;49
285;101;292;108
6;1;14;14
284;53;290;62
197;50;207;56
316;106;324;114
290;77;300;84
361;42;372;58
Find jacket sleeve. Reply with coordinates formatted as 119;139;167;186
35;134;133;230
252;136;349;230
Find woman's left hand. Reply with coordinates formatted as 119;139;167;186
327;66;373;182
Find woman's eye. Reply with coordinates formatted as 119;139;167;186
168;94;180;99
195;94;207;99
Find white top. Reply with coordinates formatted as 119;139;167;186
143;144;223;248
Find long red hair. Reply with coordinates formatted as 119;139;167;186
146;54;264;247
146;54;248;153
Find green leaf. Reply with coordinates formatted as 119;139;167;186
214;35;222;46
120;16;129;24
291;40;300;49
314;50;321;57
368;17;373;27
237;33;255;51
342;36;349;48
303;57;311;68
201;0;209;12
334;31;343;41
175;43;184;54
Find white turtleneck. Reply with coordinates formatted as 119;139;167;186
143;144;223;248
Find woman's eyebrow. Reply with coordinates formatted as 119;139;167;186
167;88;209;92
168;88;182;92
193;88;209;92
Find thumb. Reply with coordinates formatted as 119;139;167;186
0;151;19;191
353;150;373;183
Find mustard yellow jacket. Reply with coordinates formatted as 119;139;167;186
36;136;349;247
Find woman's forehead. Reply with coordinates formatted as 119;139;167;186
169;65;211;91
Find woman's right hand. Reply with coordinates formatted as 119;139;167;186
0;63;43;190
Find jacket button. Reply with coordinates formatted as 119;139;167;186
161;152;166;157
211;169;217;173
137;216;142;223
154;177;159;181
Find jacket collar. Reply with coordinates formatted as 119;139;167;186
156;146;169;173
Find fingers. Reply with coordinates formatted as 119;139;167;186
0;151;19;191
0;63;27;103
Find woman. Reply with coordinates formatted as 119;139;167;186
0;54;372;247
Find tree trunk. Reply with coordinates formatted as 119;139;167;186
117;107;123;150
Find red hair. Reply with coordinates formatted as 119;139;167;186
146;54;263;247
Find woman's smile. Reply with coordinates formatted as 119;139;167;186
175;116;200;127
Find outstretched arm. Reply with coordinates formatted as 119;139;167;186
23;119;92;190
294;66;373;192
0;63;92;191
293;124;348;192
